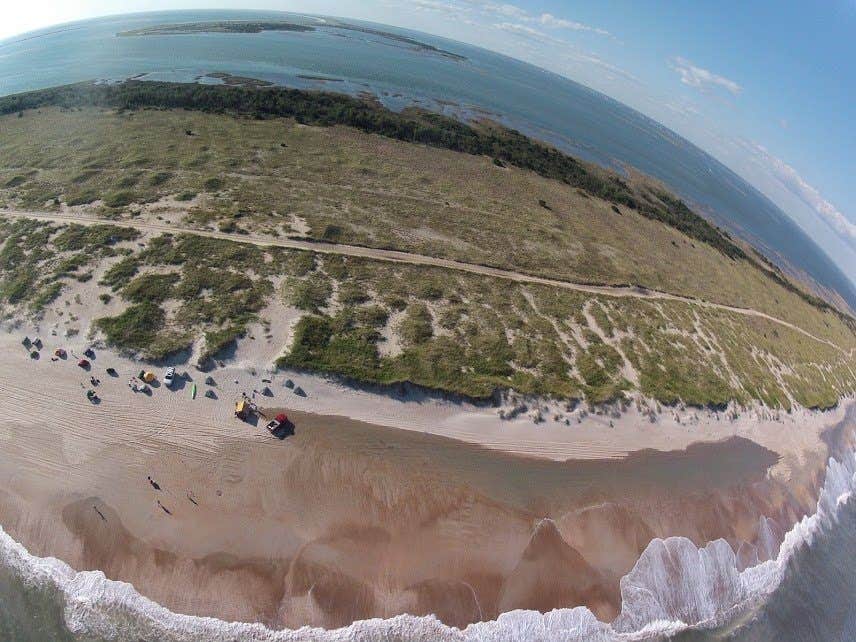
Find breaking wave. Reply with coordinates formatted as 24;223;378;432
1;448;855;642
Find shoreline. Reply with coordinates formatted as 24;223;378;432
1;322;853;628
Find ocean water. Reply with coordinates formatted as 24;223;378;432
0;9;853;311
1;445;854;641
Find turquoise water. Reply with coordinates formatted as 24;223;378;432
0;9;853;310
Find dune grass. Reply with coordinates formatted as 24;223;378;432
0;106;853;405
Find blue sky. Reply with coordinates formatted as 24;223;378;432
4;1;855;277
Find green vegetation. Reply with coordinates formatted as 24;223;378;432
52;224;139;251
149;171;173;186
286;274;332;312
100;257;140;290
271;253;856;405
1;101;848;338
202;177;224;191
4;103;845;346
398;303;433;346
30;282;64;311
95;301;165;352
0;81;739;257
0;96;853;407
202;325;244;361
103;190;137;208
121;272;179;303
0;219;136;312
0;216;853;406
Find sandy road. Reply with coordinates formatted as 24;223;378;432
2;208;850;354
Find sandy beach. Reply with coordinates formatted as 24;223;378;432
0;323;853;628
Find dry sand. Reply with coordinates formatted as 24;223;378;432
0;324;853;629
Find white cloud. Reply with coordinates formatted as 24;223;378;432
410;0;464;13
748;143;856;248
491;3;528;19
493;21;553;41
670;57;741;95
537;13;610;36
565;51;640;83
455;1;610;37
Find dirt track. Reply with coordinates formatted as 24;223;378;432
2;209;849;353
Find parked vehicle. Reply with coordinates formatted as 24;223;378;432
163;366;176;388
266;413;293;440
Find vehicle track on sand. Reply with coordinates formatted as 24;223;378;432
2;209;850;355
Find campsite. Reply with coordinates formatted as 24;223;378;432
21;334;298;441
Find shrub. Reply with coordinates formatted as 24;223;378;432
100;256;140;290
65;189;99;206
149;171;172;186
95;301;165;350
121;272;180;303
202;325;243;360
398;303;433;346
382;295;408;312
203;177;224;191
288;275;332;312
52;224;138;251
103;190;136;208
338;281;370;305
356;304;389;328
321;224;343;242
30;282;63;311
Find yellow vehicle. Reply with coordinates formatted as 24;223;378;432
235;399;250;420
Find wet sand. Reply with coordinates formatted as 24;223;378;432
0;331;852;629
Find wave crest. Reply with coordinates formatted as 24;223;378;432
2;449;854;641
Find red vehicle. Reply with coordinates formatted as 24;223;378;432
77;358;90;368
265;413;293;439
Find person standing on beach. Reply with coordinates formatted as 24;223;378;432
147;476;161;491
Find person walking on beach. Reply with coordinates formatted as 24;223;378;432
157;500;172;515
147;476;161;491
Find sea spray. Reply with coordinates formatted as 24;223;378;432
0;448;854;642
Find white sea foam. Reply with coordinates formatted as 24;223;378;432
2;448;854;641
